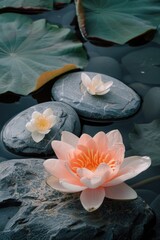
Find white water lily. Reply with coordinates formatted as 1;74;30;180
81;73;113;95
26;108;57;143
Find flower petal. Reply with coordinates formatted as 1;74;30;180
43;159;76;180
93;131;108;152
80;188;105;212
31;132;45;142
106;130;123;148
32;111;41;119
60;180;86;192
77;168;93;178
103;81;113;89
43;108;53;117
52;140;74;160
46;176;76;193
81;72;91;88
47;115;57;127
105;182;137;200
80;176;103;189
92;74;102;87
25;122;36;132
105;156;151;187
96;89;110;95
61;131;79;148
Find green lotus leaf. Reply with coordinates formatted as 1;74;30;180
0;0;71;11
0;13;88;95
75;0;160;44
129;120;160;166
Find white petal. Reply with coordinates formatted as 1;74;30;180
105;182;137;200
25;122;36;132
96;88;110;95
80;188;105;212
47;115;57;127
77;168;93;178
39;129;50;134
32;111;41;119
46;176;76;193
61;131;79;148
31;132;45;142
60;180;86;192
43;108;53;117
80;176;103;189
81;72;91;88
103;81;113;89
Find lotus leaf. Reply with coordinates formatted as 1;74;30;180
75;0;160;44
122;47;160;85
0;13;87;95
129;120;160;166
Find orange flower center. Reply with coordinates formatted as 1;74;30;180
69;148;115;173
35;116;50;131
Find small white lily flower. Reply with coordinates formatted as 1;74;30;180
81;73;113;96
26;108;57;143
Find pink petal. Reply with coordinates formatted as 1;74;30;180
92;74;102;87
46;176;77;193
105;182;137;200
51;140;74;161
80;163;112;188
61;131;79;148
78;133;93;146
93;131;108;152
80;188;105;212
106;130;123;148
43;159;77;181
81;72;91;88
60;180;86;192
105;156;151;187
103;81;113;89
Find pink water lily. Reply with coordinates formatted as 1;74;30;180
81;72;113;95
43;130;151;212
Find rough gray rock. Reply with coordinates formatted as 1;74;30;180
1;101;81;157
51;72;141;122
0;159;155;240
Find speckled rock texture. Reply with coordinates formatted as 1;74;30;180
51;72;141;122
0;159;155;240
1;101;81;157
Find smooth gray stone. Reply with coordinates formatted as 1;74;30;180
0;159;155;240
1;101;81;157
142;87;160;121
84;56;122;79
51;72;141;121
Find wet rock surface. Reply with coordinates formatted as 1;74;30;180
0;159;155;240
1;101;81;157
51;72;141;122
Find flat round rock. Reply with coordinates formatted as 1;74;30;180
1;101;81;157
51;72;141;122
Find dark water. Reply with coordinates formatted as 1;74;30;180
0;3;160;238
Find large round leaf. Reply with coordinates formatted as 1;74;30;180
75;0;160;44
0;13;88;95
129;120;160;166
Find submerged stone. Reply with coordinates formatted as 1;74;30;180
51;72;141;121
1;101;81;157
0;159;155;240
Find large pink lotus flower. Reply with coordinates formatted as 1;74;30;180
43;130;151;212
